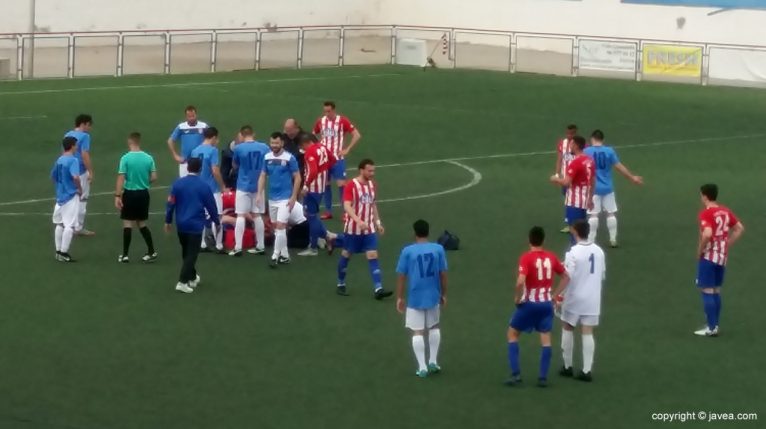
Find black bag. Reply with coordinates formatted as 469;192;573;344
437;230;460;251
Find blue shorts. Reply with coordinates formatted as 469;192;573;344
509;302;554;333
697;259;725;288
344;233;378;254
565;206;587;226
330;159;347;181
304;192;322;216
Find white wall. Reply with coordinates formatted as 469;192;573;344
0;0;764;46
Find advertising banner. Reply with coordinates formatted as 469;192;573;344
579;40;637;72
643;44;702;77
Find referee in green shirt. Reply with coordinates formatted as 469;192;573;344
115;132;158;263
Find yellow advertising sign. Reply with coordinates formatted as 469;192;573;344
643;45;702;77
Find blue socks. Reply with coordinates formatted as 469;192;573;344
307;214;327;249
368;258;382;290
539;346;552;380
508;342;520;376
337;255;349;285
702;293;717;330
323;185;332;211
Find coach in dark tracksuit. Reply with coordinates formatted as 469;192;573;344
164;157;220;294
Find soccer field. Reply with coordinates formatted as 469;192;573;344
0;65;764;429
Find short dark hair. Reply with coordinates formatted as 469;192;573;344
567;124;578;131
240;125;254;137
270;131;283;140
573;135;587;150
299;134;317;145
358;159;375;170
203;127;218;139
591;129;605;141
62;136;77;151
323;101;336;109
700;183;718;201
185;105;197;113
529;226;545;246
572;219;590;240
128;132;141;143
187;157;202;174
413;219;430;238
75;114;92;127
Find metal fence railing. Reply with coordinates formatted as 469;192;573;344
1;25;765;87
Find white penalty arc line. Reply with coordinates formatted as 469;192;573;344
0;132;762;209
0;160;482;217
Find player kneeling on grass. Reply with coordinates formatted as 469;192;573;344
506;226;569;387
557;220;605;382
115;132;158;263
51;136;82;262
396;219;448;378
165;157;220;293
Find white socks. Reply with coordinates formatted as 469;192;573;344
588;216;599;242
211;223;223;249
61;226;74;253
412;335;427;371
607;215;618;243
254;216;265;250
234;216;246;251
561;329;574;368
428;329;441;365
582;334;595;373
273;228;287;258
55;225;64;251
76;200;87;232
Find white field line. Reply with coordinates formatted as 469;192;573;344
0;160;483;216
0;132;763;211
0;73;402;96
0;115;48;121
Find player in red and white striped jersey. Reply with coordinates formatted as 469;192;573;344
335;159;392;300
298;134;342;256
554;124;578;233
694;183;745;337
313;101;362;220
550;136;594;245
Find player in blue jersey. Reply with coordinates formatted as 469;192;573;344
64;114;94;236
583;130;643;247
190;127;226;253
167;105;208;177
229;125;271;256
396;219;448;378
258;132;306;267
51;137;82;262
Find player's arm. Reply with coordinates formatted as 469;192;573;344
69;162;82;195
256;170;267;204
164;186;177;232
395;252;408;313
212;165;226;191
203;189;220;226
82;150;93;182
729;222;745;246
614;162;643;185
551;269;571;301
289;170;302;207
371;202;384;234
514;273;526;305
551;173;572;187
167;127;183;163
697;226;713;257
114;172;125;209
342;128;362;157
438;249;449;306
554;143;562;176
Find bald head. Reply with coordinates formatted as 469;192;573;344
283;118;300;137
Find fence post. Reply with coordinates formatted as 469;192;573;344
339;26;345;67
571;37;579;77
390;26;397;65
297;28;304;69
164;31;171;74
450;28;456;67
255;31;261;71
510;33;517;73
16;35;24;80
701;44;709;86
68;33;75;78
636;41;643;82
116;32;124;77
211;31;218;73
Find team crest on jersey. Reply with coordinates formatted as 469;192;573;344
324;129;338;138
281;160;287;166
360;193;374;204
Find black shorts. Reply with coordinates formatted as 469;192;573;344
121;189;150;221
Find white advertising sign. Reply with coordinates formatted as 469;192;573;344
709;47;766;83
579;40;637;72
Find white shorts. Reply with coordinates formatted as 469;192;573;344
405;306;441;330
52;198;80;228
269;200;306;225
179;163;188;177
560;309;599;327
588;192;617;215
79;171;91;200
235;190;265;215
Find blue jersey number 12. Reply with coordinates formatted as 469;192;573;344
417;253;436;278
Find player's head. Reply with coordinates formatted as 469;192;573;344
528;226;545;247
127;132;141;148
62;136;77;153
323;101;337;118
203;127;219;145
566;124;578;139
572;135;587;154
74;114;93;131
185;105;198;124
572;219;590;241
187;157;202;174
358;158;375;180
590;129;604;145
413;219;430;239
239;125;254;140
269;132;284;153
299;133;318;149
283;118;299;136
700;183;718;204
